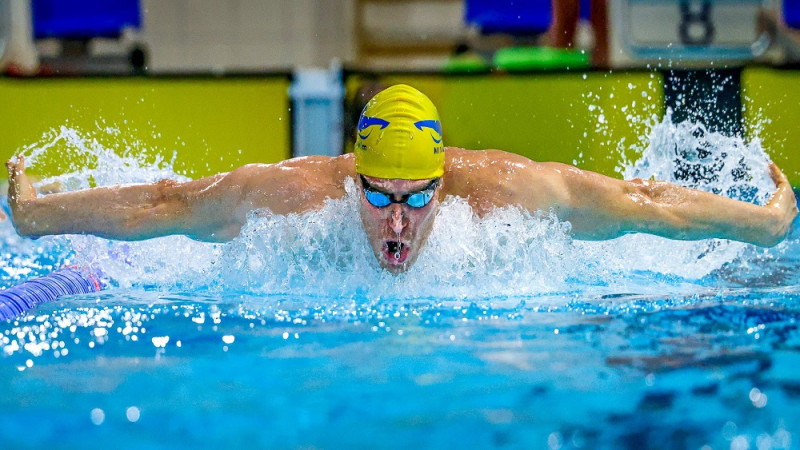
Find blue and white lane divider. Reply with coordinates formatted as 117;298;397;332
0;268;103;321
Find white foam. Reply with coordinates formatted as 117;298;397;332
1;115;791;298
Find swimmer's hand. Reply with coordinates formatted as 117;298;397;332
765;162;798;244
6;156;39;225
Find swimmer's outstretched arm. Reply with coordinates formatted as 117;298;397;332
530;161;798;247
5;155;341;242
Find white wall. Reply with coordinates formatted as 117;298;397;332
142;0;357;72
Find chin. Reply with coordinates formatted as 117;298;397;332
381;262;409;274
377;247;419;274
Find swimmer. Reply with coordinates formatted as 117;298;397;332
5;84;798;273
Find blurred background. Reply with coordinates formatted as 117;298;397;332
0;0;799;184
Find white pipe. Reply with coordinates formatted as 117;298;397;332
0;0;39;74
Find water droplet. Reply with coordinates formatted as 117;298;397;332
90;408;105;425
126;406;140;422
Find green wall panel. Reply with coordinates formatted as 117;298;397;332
0;77;291;180
6;70;793;187
742;67;800;187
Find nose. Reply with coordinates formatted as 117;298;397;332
387;204;406;235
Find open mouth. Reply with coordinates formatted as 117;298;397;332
383;240;410;265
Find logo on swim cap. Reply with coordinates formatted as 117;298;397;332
357;116;390;140
354;84;445;180
413;120;442;144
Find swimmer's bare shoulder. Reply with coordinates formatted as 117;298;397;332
443;147;570;216
232;153;356;215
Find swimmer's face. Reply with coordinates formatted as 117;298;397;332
357;175;442;274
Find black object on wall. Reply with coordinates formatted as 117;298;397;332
662;68;743;137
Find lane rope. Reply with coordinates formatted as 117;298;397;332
0;268;103;321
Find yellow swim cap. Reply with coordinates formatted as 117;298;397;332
354;84;444;180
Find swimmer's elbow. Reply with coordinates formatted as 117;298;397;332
755;210;792;247
188;225;241;243
9;202;47;238
12;220;44;239
755;234;783;248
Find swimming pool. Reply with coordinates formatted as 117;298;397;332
1;117;798;448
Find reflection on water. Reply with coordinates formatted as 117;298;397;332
0;286;798;448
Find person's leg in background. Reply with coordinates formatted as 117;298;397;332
548;0;610;68
549;0;580;49
589;0;609;67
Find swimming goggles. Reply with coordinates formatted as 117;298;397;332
360;175;439;209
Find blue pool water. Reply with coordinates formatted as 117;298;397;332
1;115;799;448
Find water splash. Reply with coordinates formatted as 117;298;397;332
18;124;186;190
623;111;775;205
216;181;578;299
0;117;794;299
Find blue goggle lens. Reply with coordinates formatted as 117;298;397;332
364;189;393;208
406;190;434;208
361;177;438;209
